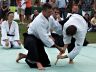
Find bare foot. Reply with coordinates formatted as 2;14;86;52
16;53;26;63
36;62;45;70
69;60;74;64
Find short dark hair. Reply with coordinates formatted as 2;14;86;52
72;4;78;8
66;25;77;36
52;7;60;11
52;7;60;12
6;12;14;20
7;12;14;17
42;3;52;11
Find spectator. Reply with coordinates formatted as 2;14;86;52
1;12;21;49
81;0;94;16
27;9;39;27
67;4;80;17
32;0;42;14
83;13;91;28
31;9;39;21
91;1;96;17
16;0;26;24
1;0;10;20
49;0;56;8
25;0;32;24
56;0;69;19
90;12;96;31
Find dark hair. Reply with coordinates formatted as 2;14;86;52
6;12;14;20
42;3;52;11
66;25;77;36
52;7;60;11
72;4;78;7
7;12;14;17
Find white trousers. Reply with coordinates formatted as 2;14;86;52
1;40;21;49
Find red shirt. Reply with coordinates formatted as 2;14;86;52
26;0;32;8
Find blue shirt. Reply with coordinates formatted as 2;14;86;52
56;0;68;8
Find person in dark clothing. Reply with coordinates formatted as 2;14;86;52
20;3;64;70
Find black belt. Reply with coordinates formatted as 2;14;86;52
7;34;14;36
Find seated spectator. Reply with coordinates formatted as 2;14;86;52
90;12;96;31
49;0;56;8
91;1;96;17
31;9;39;21
1;12;21;49
81;0;94;16
83;13;91;30
67;4;80;17
27;9;39;27
32;1;42;14
1;0;10;20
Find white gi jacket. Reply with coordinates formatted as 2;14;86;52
49;15;63;35
63;14;88;59
28;13;54;47
1;20;20;41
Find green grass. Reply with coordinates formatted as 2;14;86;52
86;32;96;43
19;24;28;42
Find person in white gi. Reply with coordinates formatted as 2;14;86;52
15;7;64;64
57;14;88;64
21;3;63;70
1;12;21;49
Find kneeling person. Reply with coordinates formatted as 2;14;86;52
1;12;21;49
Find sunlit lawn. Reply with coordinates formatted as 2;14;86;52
86;32;96;43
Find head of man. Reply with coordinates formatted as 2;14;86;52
34;9;39;16
52;7;60;19
42;3;52;19
66;25;77;36
72;4;79;14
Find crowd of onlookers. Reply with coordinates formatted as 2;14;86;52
0;0;96;31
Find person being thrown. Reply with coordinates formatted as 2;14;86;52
57;14;88;64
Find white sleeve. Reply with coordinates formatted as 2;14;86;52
1;22;8;40
36;23;55;47
14;22;20;40
54;21;62;31
68;31;87;59
49;18;62;34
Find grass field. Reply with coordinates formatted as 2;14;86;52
86;32;96;43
